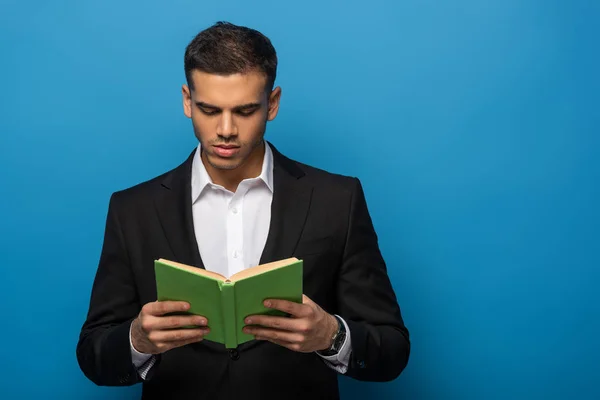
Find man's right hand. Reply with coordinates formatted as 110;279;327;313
131;301;210;354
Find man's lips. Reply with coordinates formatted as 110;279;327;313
213;145;240;157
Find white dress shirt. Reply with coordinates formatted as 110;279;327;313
130;142;351;378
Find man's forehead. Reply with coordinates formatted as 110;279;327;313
190;70;267;106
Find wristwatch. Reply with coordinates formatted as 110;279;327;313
319;315;346;356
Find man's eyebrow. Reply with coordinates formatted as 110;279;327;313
195;101;220;109
233;103;261;110
194;101;261;111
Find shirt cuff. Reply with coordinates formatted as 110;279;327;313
129;321;156;379
315;315;352;374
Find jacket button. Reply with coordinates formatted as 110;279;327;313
229;349;240;360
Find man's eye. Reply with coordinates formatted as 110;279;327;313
200;108;219;116
237;109;257;117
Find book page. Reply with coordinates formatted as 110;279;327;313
230;257;299;282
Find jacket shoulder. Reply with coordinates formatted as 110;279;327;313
108;150;193;207
293;159;361;193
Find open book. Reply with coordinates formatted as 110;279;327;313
154;257;303;348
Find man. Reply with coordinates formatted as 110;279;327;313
77;21;410;400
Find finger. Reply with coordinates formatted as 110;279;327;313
167;329;210;346
244;327;304;344
140;313;207;333
263;299;308;317
152;331;208;354
244;315;301;332
149;327;210;343
144;301;191;316
154;315;208;330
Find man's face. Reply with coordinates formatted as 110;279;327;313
182;70;281;173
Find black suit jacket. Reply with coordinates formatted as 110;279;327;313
77;144;410;400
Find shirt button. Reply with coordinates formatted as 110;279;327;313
232;207;238;214
233;251;238;258
229;349;240;360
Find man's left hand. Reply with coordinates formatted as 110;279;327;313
243;294;338;353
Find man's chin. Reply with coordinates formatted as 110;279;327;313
205;155;241;171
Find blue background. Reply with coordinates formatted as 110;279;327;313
1;0;598;398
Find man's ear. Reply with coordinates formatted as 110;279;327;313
182;84;192;118
267;86;282;121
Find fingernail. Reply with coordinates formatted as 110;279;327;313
264;301;271;307
183;303;190;310
245;318;252;324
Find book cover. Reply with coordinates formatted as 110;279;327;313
154;257;303;348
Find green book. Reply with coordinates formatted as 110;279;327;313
154;257;303;348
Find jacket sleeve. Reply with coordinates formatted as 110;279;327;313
338;178;411;381
76;192;144;386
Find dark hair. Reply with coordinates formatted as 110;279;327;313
184;21;278;91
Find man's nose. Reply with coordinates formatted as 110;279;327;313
217;112;237;137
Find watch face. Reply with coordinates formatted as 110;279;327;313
333;332;346;351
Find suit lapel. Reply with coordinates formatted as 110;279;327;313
154;149;204;269
259;143;313;265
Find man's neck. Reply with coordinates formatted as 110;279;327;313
202;142;265;192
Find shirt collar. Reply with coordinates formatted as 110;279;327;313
191;141;274;203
